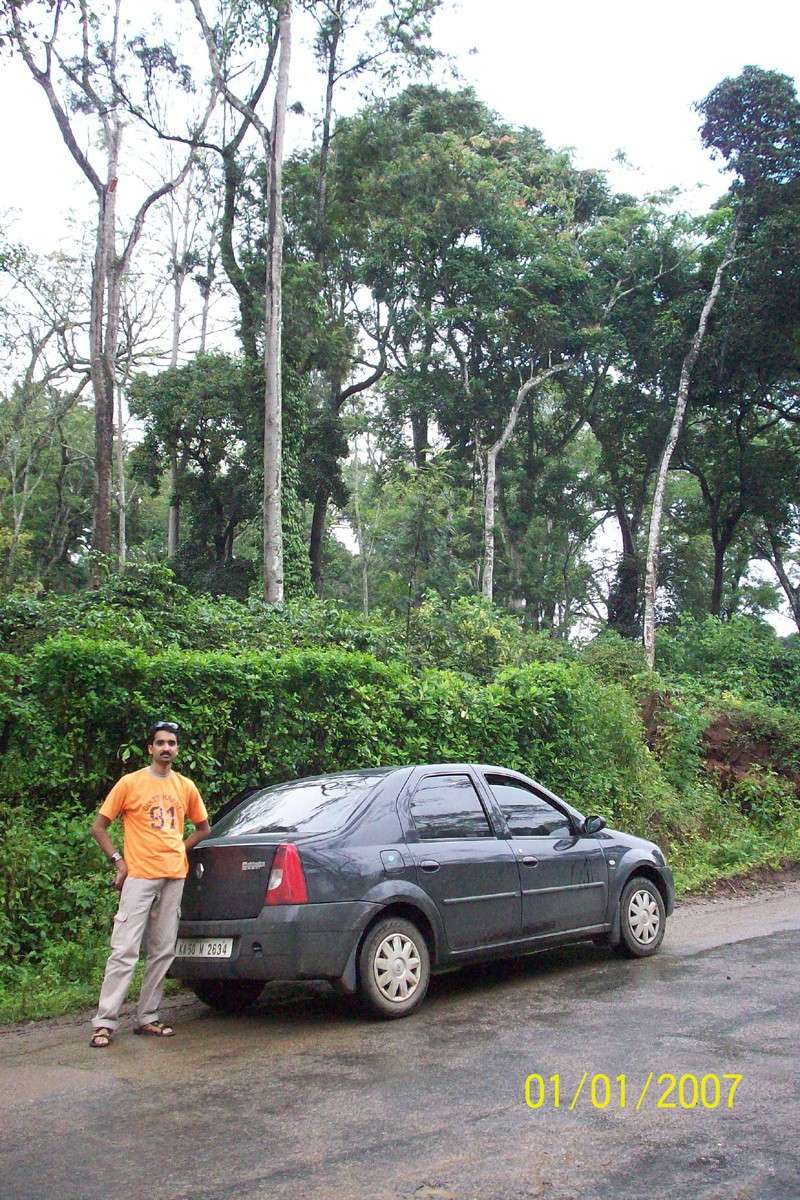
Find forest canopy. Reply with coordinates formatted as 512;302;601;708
0;2;797;654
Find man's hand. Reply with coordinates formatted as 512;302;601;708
184;820;211;854
113;859;128;892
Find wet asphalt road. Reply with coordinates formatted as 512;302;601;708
1;886;799;1200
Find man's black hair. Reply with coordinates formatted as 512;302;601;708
147;721;181;745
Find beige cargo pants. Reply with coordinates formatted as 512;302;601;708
92;876;184;1032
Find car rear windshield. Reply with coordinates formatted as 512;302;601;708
211;773;387;837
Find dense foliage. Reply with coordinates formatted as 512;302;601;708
1;574;799;1020
3;65;799;639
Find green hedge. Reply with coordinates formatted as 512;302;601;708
3;633;797;990
0;636;668;821
0;636;679;970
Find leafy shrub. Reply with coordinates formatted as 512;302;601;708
0;568;408;662
656;615;800;708
725;771;799;828
0;803;115;962
0;637;685;967
0;635;670;815
407;592;575;679
0;569;577;679
580;630;649;688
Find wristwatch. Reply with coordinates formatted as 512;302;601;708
110;851;123;865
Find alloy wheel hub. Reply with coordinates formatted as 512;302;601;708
628;889;660;944
374;933;421;1002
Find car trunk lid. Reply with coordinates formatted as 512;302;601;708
181;840;279;920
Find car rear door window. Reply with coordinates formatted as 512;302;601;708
410;774;493;840
212;773;385;837
485;775;572;837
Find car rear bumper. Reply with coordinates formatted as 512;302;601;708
169;900;378;983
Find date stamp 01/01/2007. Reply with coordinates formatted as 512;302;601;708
524;1072;743;1113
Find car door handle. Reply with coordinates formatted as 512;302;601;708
520;856;539;867
419;859;440;872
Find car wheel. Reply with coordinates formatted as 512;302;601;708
358;917;430;1019
614;875;666;958
189;978;265;1013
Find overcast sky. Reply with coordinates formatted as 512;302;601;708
2;0;799;250
431;0;799;204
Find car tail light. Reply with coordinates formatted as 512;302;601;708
265;843;309;905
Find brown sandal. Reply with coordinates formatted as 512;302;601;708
90;1027;113;1048
134;1021;175;1038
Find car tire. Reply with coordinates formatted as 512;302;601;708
189;978;265;1013
614;875;666;958
358;917;430;1019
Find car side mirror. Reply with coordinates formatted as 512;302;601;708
583;815;606;835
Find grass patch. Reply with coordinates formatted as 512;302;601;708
0;938;183;1025
670;822;800;897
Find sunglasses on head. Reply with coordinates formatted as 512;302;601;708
148;721;180;738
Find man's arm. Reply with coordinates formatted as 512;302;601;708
90;814;128;891
184;820;211;853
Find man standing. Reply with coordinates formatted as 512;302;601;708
89;721;210;1047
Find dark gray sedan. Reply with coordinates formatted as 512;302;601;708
171;764;674;1019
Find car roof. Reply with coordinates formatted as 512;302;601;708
289;763;543;778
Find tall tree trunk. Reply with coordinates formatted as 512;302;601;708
115;384;127;567
198;256;214;352
411;410;429;469
90;125;121;563
710;537;726;617
642;225;739;668
481;364;566;602
410;319;435;469
170;271;184;367
707;513;743;617
482;443;499;601
315;4;340;265
309;484;329;596
167;452;180;559
764;525;800;633
262;2;291;603
607;510;641;636
352;441;369;615
199;290;211;352
167;258;183;559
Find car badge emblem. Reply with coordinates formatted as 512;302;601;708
242;860;266;871
195;862;204;879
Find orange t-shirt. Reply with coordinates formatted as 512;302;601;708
99;767;208;880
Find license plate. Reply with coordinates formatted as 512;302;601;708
175;937;233;959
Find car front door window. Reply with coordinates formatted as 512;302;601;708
486;777;572;838
485;774;608;936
